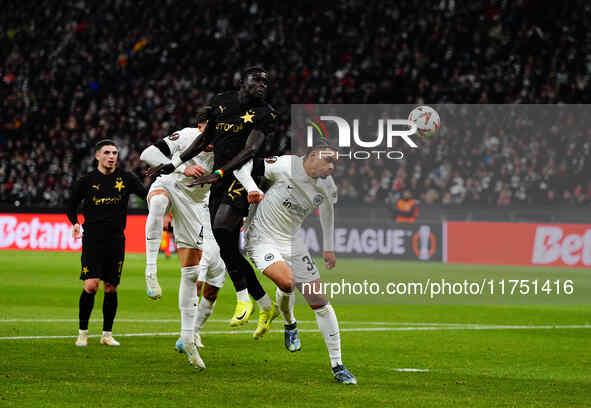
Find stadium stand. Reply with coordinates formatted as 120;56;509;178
1;0;590;208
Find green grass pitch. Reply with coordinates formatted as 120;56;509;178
1;250;590;407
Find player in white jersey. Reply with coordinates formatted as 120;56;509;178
140;107;225;369
234;144;357;384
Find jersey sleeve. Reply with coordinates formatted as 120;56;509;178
318;176;337;251
233;160;261;193
253;106;278;135
262;155;291;183
163;128;202;156
318;198;335;251
126;172;148;200
322;175;338;204
66;176;86;225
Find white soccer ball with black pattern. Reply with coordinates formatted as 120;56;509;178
408;106;440;137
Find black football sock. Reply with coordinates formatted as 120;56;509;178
102;292;118;332
79;290;96;330
213;227;248;292
240;255;266;301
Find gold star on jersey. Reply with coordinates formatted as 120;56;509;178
114;177;125;192
240;110;255;123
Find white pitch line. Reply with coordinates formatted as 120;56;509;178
3;318;581;327
1;325;590;341
0;319;466;326
393;368;430;373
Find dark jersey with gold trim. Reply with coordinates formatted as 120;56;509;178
67;168;148;235
209;91;277;170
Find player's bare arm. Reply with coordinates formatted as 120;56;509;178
188;129;265;187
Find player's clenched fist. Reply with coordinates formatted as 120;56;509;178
247;190;264;203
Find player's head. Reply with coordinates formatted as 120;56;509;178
94;139;119;173
403;189;412;199
303;143;338;179
240;66;269;101
196;105;214;152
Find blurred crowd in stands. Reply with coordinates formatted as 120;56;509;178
1;0;590;207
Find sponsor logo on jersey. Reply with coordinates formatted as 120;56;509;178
282;198;308;216
265;156;278;164
264;253;274;262
216;121;245;133
92;195;122;205
168;132;180;141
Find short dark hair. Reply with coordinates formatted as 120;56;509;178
305;142;339;158
243;66;267;78
196;105;213;124
95;139;118;152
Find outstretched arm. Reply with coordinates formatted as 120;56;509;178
220;129;265;174
179;124;215;163
146;125;216;177
188;129;265;186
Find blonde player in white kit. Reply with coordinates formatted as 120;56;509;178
234;144;357;385
140;107;225;369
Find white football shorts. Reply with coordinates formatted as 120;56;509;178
149;175;204;249
246;237;320;284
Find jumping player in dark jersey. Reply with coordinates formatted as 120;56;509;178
68;139;148;347
147;67;280;338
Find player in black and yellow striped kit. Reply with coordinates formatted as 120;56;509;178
67;139;147;347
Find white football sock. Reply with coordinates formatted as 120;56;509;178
256;294;272;311
236;289;250;303
145;194;169;272
194;297;216;332
276;287;296;325
179;266;199;344
314;304;342;368
102;331;112;338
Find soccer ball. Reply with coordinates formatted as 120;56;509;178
408;106;440;137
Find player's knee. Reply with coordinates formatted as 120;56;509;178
307;296;328;309
276;274;294;293
84;280;99;293
103;282;118;293
181;265;199;282
148;193;169;216
216;238;240;264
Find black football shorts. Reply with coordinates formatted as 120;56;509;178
80;233;125;286
209;176;250;223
